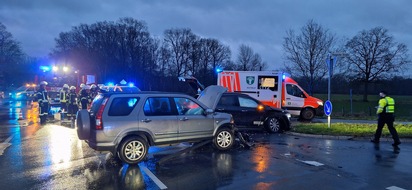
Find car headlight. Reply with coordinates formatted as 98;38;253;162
285;113;291;120
317;100;323;106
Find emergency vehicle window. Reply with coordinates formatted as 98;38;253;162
144;97;174;116
174;97;203;115
258;76;278;91
108;97;139;116
286;84;305;98
239;96;258;108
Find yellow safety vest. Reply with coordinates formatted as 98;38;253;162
60;90;67;103
377;96;395;114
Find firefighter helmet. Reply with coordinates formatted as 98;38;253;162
63;84;69;89
90;84;97;89
39;81;48;86
70;86;76;90
80;83;86;89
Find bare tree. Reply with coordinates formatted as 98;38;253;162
163;28;198;77
0;22;24;87
344;27;410;101
283;19;335;95
202;38;231;83
51;18;156;86
236;44;266;71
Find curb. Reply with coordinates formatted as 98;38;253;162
285;132;412;143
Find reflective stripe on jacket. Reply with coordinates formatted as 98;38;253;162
68;92;77;105
36;90;49;103
60;90;68;103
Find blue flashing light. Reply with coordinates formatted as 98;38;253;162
282;74;286;80
216;68;223;73
107;82;114;87
128;82;134;87
40;66;51;72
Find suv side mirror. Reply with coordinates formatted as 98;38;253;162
205;108;214;115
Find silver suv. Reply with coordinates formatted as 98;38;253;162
76;88;235;164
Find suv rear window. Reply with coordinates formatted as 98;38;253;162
143;97;174;116
108;97;140;116
91;94;105;113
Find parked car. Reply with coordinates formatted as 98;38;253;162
200;86;291;133
76;87;236;164
99;85;141;93
8;84;37;101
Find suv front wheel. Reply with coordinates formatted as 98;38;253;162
213;128;234;151
118;136;148;165
265;117;281;133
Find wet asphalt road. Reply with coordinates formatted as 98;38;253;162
0;100;411;190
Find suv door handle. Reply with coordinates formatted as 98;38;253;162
241;110;248;112
180;117;189;121
141;119;152;123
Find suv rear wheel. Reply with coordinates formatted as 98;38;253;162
213;128;234;151
76;110;91;140
265;117;281;133
118;136;148;165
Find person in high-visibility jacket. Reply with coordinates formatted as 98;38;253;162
35;81;50;124
371;91;401;147
78;83;91;109
59;84;69;114
67;86;78;120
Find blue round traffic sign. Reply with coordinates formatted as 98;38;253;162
324;100;332;116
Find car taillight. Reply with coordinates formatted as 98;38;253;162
96;97;108;130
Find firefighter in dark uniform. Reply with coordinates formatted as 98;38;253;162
78;83;91;109
59;84;69;117
89;84;98;100
371;90;401;147
36;81;50;124
67;86;78;120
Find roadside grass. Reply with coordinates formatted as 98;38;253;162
292;123;412;138
314;94;412;121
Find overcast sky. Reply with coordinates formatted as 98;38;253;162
1;0;411;76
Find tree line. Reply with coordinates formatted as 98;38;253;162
50;18;266;91
1;18;411;101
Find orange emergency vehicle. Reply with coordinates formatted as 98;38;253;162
217;70;324;120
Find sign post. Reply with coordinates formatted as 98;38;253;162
325;52;347;128
324;100;333;128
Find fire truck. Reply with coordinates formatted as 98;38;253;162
217;70;324;120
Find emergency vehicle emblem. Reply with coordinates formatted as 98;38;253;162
246;76;255;85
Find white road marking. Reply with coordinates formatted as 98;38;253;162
297;160;324;166
386;186;406;190
141;166;168;190
0;135;14;156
